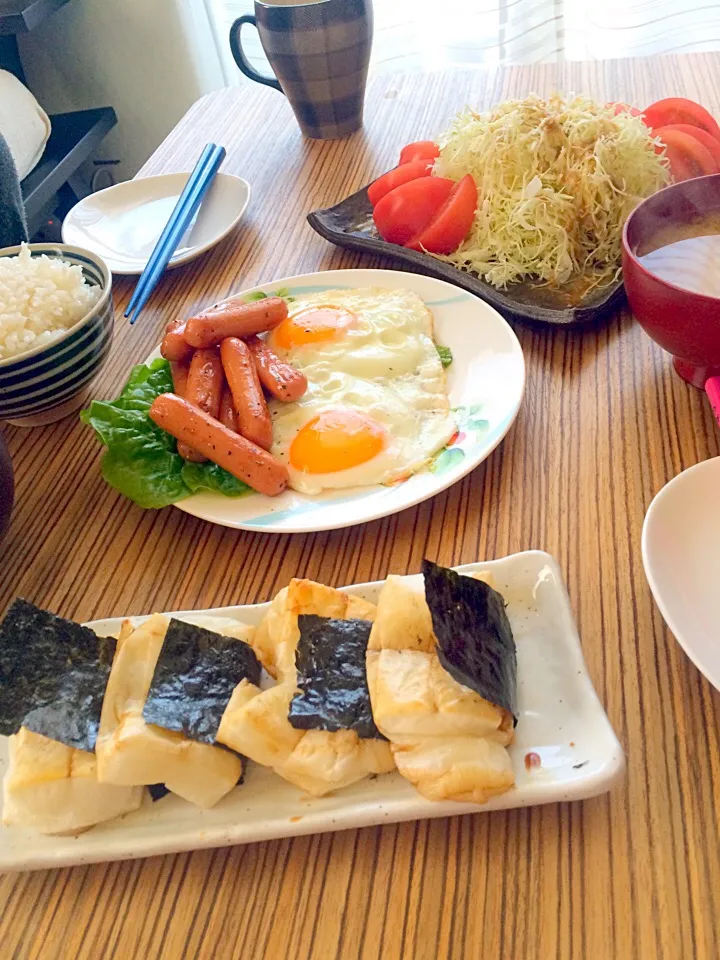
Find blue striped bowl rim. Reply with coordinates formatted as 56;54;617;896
0;324;113;403
0;340;113;417
0;311;110;389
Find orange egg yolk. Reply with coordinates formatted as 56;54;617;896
270;306;355;350
289;410;386;474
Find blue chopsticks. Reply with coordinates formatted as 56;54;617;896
125;142;226;324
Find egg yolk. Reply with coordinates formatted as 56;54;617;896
271;306;355;350
290;410;386;474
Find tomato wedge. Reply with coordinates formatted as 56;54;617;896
399;140;440;165
373;177;455;246
656;127;718;182
607;102;643;118
654;124;720;169
643;97;720;142
406;174;478;254
367;160;433;207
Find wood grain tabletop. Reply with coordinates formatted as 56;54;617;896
1;52;720;960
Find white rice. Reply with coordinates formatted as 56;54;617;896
0;244;102;361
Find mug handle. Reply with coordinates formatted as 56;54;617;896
229;16;283;93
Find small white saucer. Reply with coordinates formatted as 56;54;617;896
62;172;250;275
642;457;720;690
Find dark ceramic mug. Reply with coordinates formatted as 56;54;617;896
230;0;373;140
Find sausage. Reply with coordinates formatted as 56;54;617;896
149;393;288;497
184;296;288;348
160;319;194;362
220;337;273;451
170;360;190;399
218;385;237;432
177;348;224;462
245;335;308;402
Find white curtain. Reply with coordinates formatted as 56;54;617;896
204;0;720;78
204;0;566;81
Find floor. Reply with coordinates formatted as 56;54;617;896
211;0;720;83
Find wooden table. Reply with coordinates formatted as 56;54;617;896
2;53;719;960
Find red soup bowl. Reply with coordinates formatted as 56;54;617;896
622;174;720;389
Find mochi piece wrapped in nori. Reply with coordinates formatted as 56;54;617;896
97;614;243;809
422;559;518;725
2;727;142;835
367;572;514;805
0;598;116;751
288;615;383;739
142;618;261;744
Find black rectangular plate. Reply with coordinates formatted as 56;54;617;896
307;186;625;326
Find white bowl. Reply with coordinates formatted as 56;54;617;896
642;457;720;690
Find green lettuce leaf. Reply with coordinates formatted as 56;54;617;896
115;356;174;409
436;344;453;368
82;399;188;508
244;287;294;303
180;461;250;498
80;358;250;508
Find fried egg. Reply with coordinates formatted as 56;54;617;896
265;287;456;495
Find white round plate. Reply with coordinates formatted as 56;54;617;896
146;268;525;533
642;457;720;690
62;172;250;275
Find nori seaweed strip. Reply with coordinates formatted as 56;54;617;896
148;783;170;802
289;615;384;739
422;559;518;724
0;598;116;751
142;619;261;744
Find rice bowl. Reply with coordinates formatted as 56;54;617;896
0;244;113;426
0;245;102;361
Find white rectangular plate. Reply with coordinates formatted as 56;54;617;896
0;551;624;872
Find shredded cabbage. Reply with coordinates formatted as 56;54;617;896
433;94;670;289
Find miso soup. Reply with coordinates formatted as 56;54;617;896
637;212;720;297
